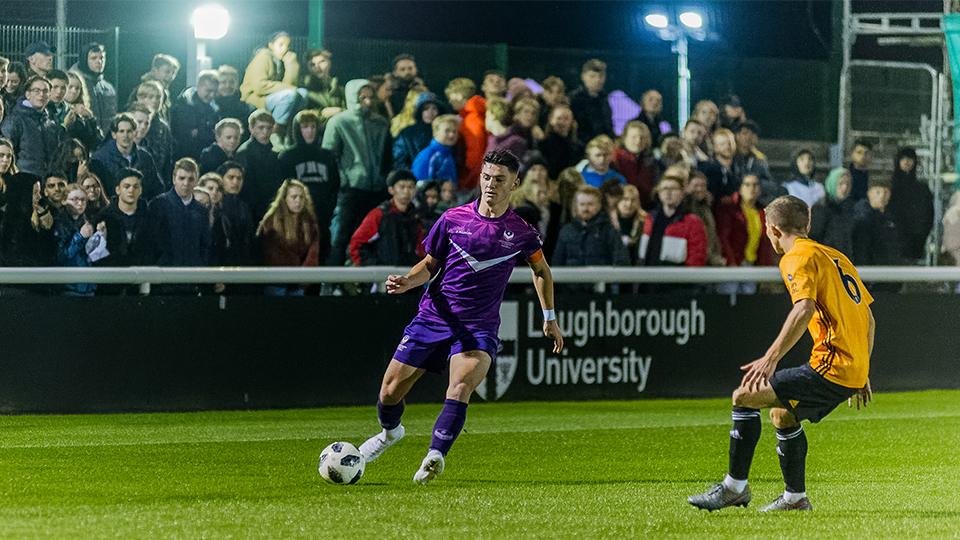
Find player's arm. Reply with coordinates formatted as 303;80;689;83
850;306;875;410
740;297;816;392
386;254;439;295
529;252;564;353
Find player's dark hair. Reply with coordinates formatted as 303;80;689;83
117;168;143;183
217;160;243;177
483;149;521;174
766;195;810;235
109;113;136;134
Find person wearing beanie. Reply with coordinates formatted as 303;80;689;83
885;146;934;263
810;167;856;256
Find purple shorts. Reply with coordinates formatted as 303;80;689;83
392;318;500;373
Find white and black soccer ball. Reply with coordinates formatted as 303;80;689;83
318;441;365;485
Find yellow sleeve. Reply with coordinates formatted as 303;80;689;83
780;253;817;302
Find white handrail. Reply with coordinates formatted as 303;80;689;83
0;266;957;285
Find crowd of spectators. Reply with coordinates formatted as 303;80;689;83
0;36;946;296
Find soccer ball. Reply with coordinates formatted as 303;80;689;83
318;441;365;485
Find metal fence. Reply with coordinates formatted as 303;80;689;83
0;24;114;73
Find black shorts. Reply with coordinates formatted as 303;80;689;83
769;364;859;423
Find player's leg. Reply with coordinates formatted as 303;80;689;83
688;380;781;510
414;349;491;485
760;407;812;511
360;359;425;463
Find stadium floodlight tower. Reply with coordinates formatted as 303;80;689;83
188;4;230;86
644;8;707;128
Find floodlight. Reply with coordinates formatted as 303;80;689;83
192;4;230;40
645;14;670;29
679;11;703;29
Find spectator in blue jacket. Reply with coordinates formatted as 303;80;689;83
149;158;211;269
411;114;460;183
393;92;442;171
89;113;163;198
54;183;96;296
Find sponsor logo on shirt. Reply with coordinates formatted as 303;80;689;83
451;230;473;235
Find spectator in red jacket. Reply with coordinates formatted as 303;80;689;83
614;120;659;211
256;178;319;296
638;175;706;267
713;173;776;294
349;169;424;268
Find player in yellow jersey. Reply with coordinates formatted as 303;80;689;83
688;195;875;512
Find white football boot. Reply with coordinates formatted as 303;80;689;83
413;449;445;485
359;425;405;463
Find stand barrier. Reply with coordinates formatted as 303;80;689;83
0;267;957;413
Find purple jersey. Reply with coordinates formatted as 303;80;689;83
417;201;542;331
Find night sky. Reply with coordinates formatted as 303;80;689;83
2;0;941;58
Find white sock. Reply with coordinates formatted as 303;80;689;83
386;426;403;439
783;490;806;503
723;475;748;493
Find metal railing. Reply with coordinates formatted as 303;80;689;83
1;266;958;295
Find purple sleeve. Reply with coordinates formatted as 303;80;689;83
520;226;543;259
423;213;448;258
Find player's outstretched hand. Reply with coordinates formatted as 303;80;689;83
740;357;776;393
385;274;411;295
543;320;564;353
848;377;872;410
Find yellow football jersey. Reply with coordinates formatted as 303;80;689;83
779;238;873;388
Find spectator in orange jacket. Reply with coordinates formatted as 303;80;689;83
446;78;487;203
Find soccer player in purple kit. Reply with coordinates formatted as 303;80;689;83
358;149;565;484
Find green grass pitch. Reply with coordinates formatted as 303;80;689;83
1;390;958;539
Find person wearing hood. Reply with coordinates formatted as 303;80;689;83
322;78;391;266
412;115;460;184
809;167;856;256
393;92;442;171
1;75;63;177
89;113;163;199
885;146;933;263
240;32;306;143
70;43;116;135
782;149;824;208
170;70;220;162
279;109;340;264
445;78;487;201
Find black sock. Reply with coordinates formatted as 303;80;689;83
728;407;762;481
776;425;807;493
